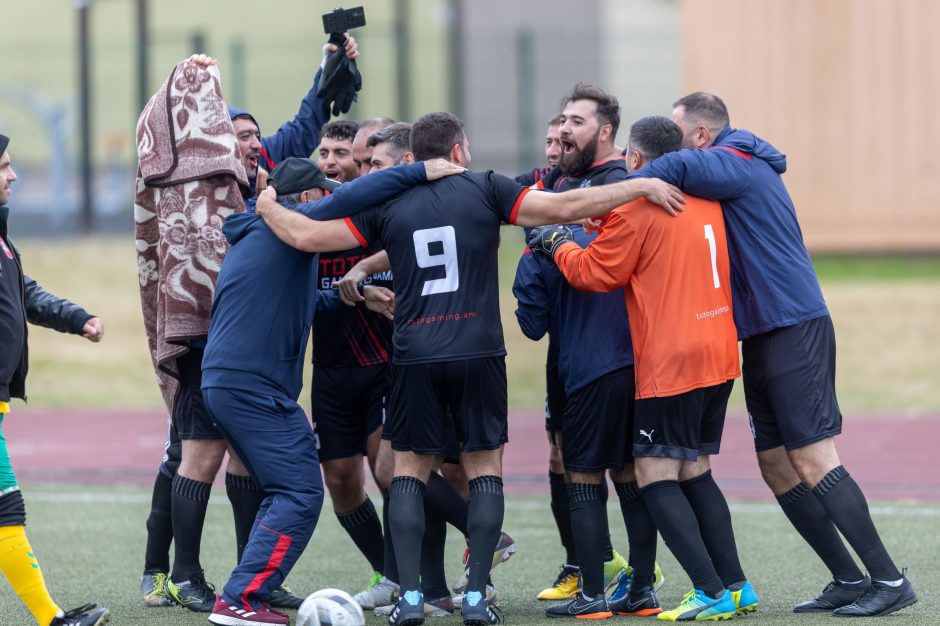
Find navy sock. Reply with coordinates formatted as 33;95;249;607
337;497;385;574
170;474;211;581
777;482;864;581
615;481;657;590
550;472;577;565
466;476;504;595
568;482;608;598
144;470;174;573
641;480;724;599
225;472;265;563
389;476;426;593
813;466;901;581
680;471;746;587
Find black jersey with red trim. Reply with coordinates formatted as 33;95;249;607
514;166;553;188
538;156;627;193
311;248;394;367
346;171;528;365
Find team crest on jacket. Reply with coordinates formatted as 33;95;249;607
0;236;12;259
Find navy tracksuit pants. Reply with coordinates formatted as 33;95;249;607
203;386;324;610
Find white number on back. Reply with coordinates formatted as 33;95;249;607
413;226;459;295
704;224;720;289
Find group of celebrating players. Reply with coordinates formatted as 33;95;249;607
126;31;918;626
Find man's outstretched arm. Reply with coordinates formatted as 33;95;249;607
514;177;685;227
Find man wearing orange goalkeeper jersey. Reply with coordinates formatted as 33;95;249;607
529;115;756;623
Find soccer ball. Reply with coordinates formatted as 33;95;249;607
296;588;365;626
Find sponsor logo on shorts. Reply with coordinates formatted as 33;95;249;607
747;412;756;439
639;429;655;443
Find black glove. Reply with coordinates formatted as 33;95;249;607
317;37;362;116
527;225;574;256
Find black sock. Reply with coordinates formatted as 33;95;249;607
144;470;174;573
813;466;901;581
466;476;504;595
425;471;469;536
225;472;265;563
641;480;724;599
614;481;657;590
420;504;450;600
381;490;399;583
776;483;864;582
601;484;614;563
550;472;577;565
389;477;426;593
337;497;385;574
568;482;608;598
680;471;746;587
170;474;211;581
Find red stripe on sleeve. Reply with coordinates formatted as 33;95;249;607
260;147;276;171
508;187;531;225
344;217;369;248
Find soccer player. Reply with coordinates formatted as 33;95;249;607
641;92;917;617
311;119;401;608
526;84;654;602
532;115;755;621
254;111;684;626
202;156;462;626
515;114;563;188
353;117;396;176
0;133;109;626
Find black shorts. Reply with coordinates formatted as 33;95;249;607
311;363;388;462
742;315;842;452
561;367;634;473
634;381;733;462
387;356;508;455
174;348;223;440
545;350;567;435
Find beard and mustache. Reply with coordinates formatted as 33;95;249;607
559;129;600;178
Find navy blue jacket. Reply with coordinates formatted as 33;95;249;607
202;163;429;398
513;225;633;395
637;128;828;339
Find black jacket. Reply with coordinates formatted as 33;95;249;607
1;206;94;401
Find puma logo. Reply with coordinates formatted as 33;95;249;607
639;429;655;443
547;232;559;245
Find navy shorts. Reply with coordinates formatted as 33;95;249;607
174;348;224;440
561;366;635;473
633;381;733;462
742;315;842;452
387;357;508;455
311;363;388;462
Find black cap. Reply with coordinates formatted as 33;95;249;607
269;157;341;195
0;134;9;156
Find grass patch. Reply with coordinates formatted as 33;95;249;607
12;236;940;414
9;483;936;625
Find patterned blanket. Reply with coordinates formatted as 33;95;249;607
134;59;248;414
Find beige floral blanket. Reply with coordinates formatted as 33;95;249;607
134;59;248;414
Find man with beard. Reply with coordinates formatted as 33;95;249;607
539;83;662;600
515;115;563;188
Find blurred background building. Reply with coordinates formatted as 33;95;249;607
0;0;937;252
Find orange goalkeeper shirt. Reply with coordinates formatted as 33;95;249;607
554;195;740;399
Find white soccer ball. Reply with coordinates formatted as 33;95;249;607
296;588;365;626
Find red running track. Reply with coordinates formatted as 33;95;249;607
5;408;939;502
